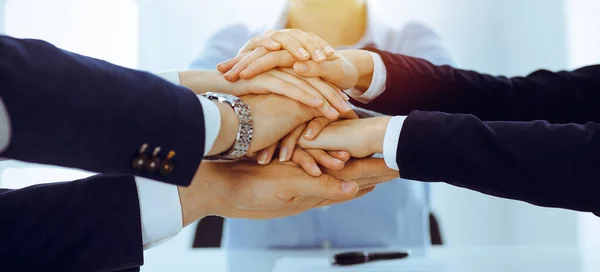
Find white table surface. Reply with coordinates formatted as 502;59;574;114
142;244;600;272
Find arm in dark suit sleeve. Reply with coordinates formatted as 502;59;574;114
0;174;144;271
355;48;600;123
397;110;600;213
0;35;205;186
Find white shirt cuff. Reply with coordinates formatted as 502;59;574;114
155;70;220;157
156;70;181;85
135;176;182;249
345;51;387;104
383;116;407;171
198;96;220;156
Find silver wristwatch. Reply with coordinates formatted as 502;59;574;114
201;92;253;161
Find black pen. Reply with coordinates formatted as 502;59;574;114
332;251;410;266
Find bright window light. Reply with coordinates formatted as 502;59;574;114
1;0;138;188
5;0;138;68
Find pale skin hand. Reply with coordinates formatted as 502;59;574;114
177;159;394;226
214;30;353;113
236;29;336;65
179;69;348;119
216;52;353;115
298;116;392;158
216;28;375;93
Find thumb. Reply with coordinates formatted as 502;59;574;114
297;175;358;201
298;122;348;151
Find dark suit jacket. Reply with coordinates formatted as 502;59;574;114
0;35;208;271
353;47;600;214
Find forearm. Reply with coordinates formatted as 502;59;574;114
361;48;600;123
397;111;600;213
0;36;206;186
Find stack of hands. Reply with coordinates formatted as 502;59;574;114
177;29;398;226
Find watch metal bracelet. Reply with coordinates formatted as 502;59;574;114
201;92;253;161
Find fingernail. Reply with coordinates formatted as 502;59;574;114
315;49;325;61
304;128;313;138
295;63;308;73
279;147;288;162
341;181;356;193
333;158;344;165
341;101;352;111
258;151;268;164
327;106;339;117
269;40;280;48
309;98;324;107
341;92;350;101
323;45;335;55
337;151;347;156
312;165;322;175
298;48;310;58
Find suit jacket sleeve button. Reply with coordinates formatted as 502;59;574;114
132;155;148;170
159;160;174;176
146;157;161;173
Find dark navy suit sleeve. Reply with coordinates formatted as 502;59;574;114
398;111;600;214
357;47;600;123
354;48;600;213
0;35;205;186
0;174;144;271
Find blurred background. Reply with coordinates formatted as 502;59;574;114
1;0;600;255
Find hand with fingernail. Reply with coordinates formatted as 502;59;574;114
240;93;356;175
216;29;358;114
298;116;393;159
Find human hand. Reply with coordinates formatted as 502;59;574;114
241;93;334;154
251;137;352;177
218;49;360;92
298;116;391;158
266;109;358;175
216;29;373;90
325;157;400;186
181;69;350;119
214;29;360;108
177;160;378;224
241;94;355;173
237;29;335;62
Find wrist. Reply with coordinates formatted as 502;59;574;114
368;116;391;154
340;50;374;93
177;161;231;227
177;164;220;227
207;101;239;156
179;70;224;94
177;186;209;227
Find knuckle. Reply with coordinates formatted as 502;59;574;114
317;117;331;126
268;31;282;40
254;46;268;54
264;52;279;62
